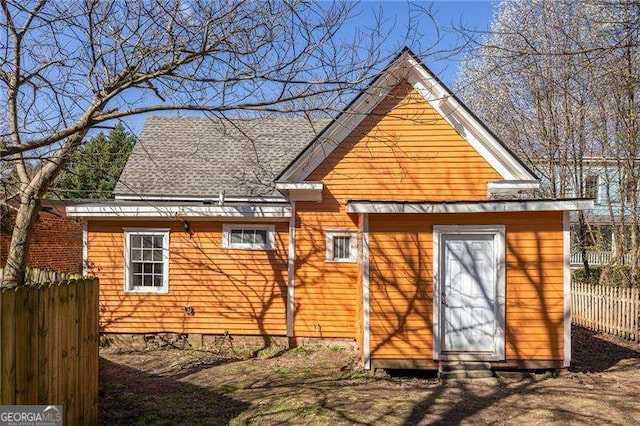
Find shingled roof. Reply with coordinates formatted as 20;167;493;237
114;116;329;198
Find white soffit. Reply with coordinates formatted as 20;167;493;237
275;182;323;191
488;180;541;190
114;194;287;203
278;49;538;183
275;182;323;202
346;199;594;214
66;204;291;219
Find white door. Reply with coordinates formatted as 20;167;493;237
441;234;496;353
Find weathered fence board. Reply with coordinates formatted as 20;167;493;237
572;281;639;341
0;268;98;425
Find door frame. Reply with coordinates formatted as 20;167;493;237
433;225;506;361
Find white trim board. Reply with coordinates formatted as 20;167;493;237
275;182;323;191
278;49;538;184
488;180;541;191
347;199;594;214
563;211;571;367
275;181;324;202
114;194;287;203
432;225;506;361
82;219;88;276
286;201;296;338
362;214;371;370
67;204;291;219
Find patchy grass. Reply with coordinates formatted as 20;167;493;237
100;327;640;425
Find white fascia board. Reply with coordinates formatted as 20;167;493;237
276;182;324;202
278;51;537;184
488;180;541;190
66;204;291;218
114;194;287;203
346;199;594;214
275;182;323;191
404;57;537;181
563;211;571;367
279;73;399;182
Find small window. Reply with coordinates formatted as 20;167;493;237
124;229;169;293
584;174;599;203
326;230;357;262
223;224;274;250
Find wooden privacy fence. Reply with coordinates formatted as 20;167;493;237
572;281;640;341
0;270;99;425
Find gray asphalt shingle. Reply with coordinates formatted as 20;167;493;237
114;116;329;198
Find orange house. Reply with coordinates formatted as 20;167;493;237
68;49;592;371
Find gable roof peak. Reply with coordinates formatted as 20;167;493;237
277;47;538;183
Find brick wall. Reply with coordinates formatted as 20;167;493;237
1;205;83;274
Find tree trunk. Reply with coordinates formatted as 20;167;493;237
2;195;42;288
2;132;87;288
578;212;591;281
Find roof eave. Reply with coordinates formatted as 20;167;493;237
346;199;594;214
66;203;291;220
277;47;538;183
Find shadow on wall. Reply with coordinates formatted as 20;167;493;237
367;211;565;364
94;221;291;353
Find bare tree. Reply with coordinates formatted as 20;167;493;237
456;0;640;284
0;0;405;287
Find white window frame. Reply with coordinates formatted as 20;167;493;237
124;228;170;294
326;230;358;263
222;224;275;250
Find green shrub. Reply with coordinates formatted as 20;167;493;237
572;264;639;287
572;266;602;286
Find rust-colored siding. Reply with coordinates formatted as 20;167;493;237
368;212;565;362
293;80;502;338
88;220;288;335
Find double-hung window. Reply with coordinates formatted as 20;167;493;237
222;224;275;250
326;230;357;262
124;229;169;293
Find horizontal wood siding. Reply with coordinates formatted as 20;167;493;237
292;209;359;337
368;212;565;361
306;81;502;202
293;80;502;339
88;220;288;335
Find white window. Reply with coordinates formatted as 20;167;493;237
124;229;169;293
222;224;275;250
326;230;357;262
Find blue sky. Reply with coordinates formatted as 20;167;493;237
119;1;497;135
349;1;496;83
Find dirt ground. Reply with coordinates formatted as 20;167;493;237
99;326;640;425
